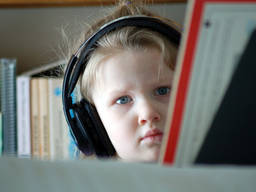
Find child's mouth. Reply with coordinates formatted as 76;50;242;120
140;129;163;145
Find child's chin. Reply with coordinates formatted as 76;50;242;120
118;154;159;163
117;147;161;163
140;148;161;163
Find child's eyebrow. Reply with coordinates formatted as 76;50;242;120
107;89;130;97
148;76;173;84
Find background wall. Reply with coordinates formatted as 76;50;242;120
0;3;187;74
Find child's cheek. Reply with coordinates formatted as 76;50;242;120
110;104;131;115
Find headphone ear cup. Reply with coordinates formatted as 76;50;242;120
72;103;95;155
72;99;116;157
81;99;116;157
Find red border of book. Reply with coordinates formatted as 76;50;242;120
162;0;256;165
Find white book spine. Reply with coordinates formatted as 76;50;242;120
17;76;31;158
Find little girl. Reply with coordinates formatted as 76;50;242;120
63;0;181;162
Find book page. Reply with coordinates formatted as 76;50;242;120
175;3;256;166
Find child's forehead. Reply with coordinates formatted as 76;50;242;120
97;48;166;72
93;48;173;89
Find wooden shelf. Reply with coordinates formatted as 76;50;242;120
0;0;187;8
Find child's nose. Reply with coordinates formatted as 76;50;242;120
138;99;160;125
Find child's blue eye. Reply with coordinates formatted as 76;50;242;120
116;96;132;104
155;87;170;96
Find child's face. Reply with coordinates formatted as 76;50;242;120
92;48;174;162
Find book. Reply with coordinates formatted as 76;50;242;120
30;78;40;159
48;78;70;160
160;0;256;166
0;58;17;156
38;78;50;159
0;113;2;156
16;76;31;158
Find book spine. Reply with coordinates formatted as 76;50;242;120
17;76;31;158
30;78;40;159
62;114;70;159
49;78;67;160
0;59;1;156
49;80;79;160
48;79;55;159
0;58;17;156
0;61;1;111
38;78;50;160
0;113;2;156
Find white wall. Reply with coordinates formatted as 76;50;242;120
0;3;187;74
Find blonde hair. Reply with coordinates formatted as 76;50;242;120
77;0;181;103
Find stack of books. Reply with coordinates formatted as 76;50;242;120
0;59;79;160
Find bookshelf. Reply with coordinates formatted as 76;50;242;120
0;0;187;7
0;156;256;192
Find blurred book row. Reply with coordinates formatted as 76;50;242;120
0;58;79;160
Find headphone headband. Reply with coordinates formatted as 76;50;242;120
66;16;180;96
62;15;181;157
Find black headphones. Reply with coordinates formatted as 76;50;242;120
62;15;181;157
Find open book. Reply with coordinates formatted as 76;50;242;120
160;0;256;166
